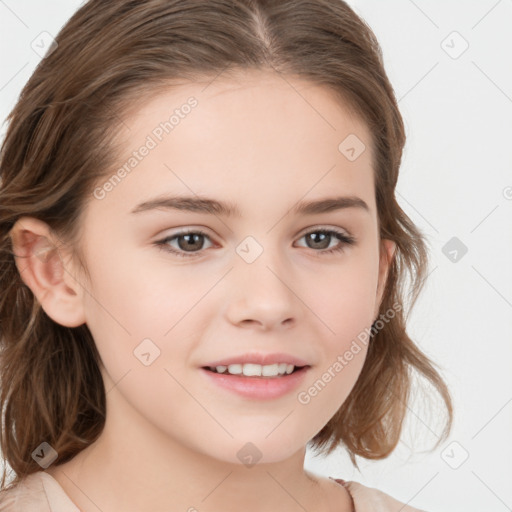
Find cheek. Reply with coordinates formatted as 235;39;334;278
82;258;203;437
294;252;377;412
295;293;372;440
303;250;379;344
82;242;190;332
81;247;213;386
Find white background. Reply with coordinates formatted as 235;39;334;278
1;1;511;511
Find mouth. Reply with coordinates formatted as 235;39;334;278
199;364;311;399
202;363;309;378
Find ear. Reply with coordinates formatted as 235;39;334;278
374;238;396;319
9;216;86;327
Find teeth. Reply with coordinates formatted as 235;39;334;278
209;363;298;377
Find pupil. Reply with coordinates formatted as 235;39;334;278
308;232;329;249
179;233;203;251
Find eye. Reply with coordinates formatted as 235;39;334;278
155;229;214;258
295;228;356;255
154;227;356;258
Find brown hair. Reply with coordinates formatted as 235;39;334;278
0;0;452;489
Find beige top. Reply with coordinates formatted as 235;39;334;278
0;471;425;511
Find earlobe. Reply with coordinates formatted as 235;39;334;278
9;216;86;328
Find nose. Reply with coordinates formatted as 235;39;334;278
224;247;299;331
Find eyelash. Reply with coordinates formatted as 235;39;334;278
155;228;356;258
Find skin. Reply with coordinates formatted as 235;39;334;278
11;69;395;512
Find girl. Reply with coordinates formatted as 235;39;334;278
0;1;452;510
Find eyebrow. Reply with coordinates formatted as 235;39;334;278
130;195;370;217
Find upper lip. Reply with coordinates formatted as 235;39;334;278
202;352;310;368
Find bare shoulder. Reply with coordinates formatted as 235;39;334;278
343;480;427;512
0;471;56;512
319;475;355;510
0;484;18;512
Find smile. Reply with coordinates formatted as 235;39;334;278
200;365;311;400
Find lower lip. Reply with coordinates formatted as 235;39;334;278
200;367;310;400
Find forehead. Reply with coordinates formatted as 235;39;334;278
95;69;375;216
122;68;371;140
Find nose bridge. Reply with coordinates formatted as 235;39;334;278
226;234;297;328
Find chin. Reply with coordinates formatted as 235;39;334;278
198;433;306;467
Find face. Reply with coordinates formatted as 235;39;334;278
68;69;394;465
